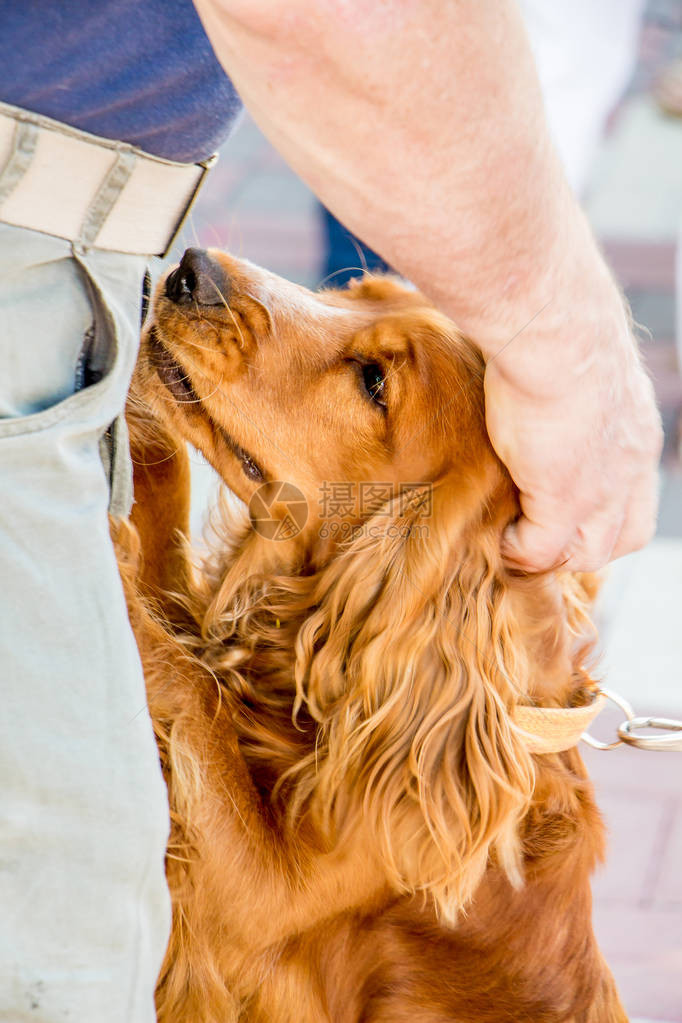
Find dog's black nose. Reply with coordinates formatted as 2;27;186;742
164;248;229;306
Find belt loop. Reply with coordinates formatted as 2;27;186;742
0;120;38;206
77;148;136;251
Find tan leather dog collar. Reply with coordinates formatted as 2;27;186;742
514;692;607;754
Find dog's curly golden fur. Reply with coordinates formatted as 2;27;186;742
114;249;627;1022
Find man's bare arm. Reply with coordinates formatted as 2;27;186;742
192;0;663;571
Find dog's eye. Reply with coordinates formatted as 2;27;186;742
227;434;265;483
241;454;264;483
361;363;387;408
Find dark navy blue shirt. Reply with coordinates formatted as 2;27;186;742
0;1;242;163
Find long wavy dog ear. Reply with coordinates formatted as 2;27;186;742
293;476;535;921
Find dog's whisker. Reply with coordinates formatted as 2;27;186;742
380;353;406;388
348;234;370;276
160;342;298;471
223;303;246;350
317;265;367;289
150;320;222;359
193;376;227;404
131;448;182;468
204;277;231;311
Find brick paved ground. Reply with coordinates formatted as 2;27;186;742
175;5;682;1018
586;746;682;1021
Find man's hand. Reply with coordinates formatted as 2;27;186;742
484;314;663;573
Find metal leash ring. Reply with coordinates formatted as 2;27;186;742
618;716;682;752
582;689;635;751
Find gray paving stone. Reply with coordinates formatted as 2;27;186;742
658;467;682;537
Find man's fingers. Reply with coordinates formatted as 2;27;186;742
483;293;663;576
610;470;660;562
501;515;573;573
501;473;660;574
502;502;626;574
561;512;624;573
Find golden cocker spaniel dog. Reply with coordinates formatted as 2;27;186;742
114;247;627;1022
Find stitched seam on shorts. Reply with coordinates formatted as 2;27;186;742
0;374;117;438
0;121;38;205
